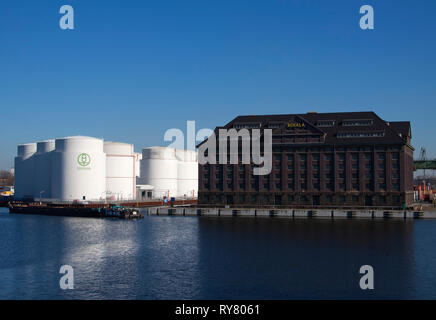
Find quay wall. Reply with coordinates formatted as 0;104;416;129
144;207;436;219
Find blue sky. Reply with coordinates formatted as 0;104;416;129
1;0;435;169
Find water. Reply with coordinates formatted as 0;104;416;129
1;207;436;299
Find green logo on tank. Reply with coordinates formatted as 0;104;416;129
77;153;91;167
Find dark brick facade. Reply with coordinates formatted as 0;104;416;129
197;112;414;208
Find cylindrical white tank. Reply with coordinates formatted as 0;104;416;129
141;147;178;199
51;136;106;201
14;143;37;200
104;142;136;200
176;149;198;198
33;140;55;199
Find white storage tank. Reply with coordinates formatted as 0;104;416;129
33;140;55;199
176;149;198;198
104;142;136;200
51;136;106;201
14;143;37;200
141;147;178;199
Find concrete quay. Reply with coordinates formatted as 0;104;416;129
145;207;436;219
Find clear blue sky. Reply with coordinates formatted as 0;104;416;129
1;0;435;169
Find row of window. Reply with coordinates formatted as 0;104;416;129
337;131;385;138
233;119;375;129
205;181;400;192
203;193;402;205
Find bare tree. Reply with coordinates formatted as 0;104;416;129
0;170;14;186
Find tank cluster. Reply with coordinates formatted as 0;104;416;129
14;136;141;201
137;147;198;199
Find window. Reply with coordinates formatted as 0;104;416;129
234;123;261;129
378;195;386;204
342;119;374;126
337;131;384;138
251;195;257;202
352;195;359;203
268;122;283;129
317;120;335;127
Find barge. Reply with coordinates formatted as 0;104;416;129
8;203;143;219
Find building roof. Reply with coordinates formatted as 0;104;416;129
197;111;412;148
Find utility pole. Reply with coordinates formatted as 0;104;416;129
420;147;427;185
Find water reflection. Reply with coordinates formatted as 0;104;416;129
197;218;415;299
1;207;436;299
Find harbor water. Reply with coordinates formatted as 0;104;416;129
1;207;436;299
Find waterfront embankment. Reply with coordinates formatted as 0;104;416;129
147;207;436;219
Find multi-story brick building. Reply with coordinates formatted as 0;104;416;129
197;112;414;208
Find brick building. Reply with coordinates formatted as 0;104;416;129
197;112;414;208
